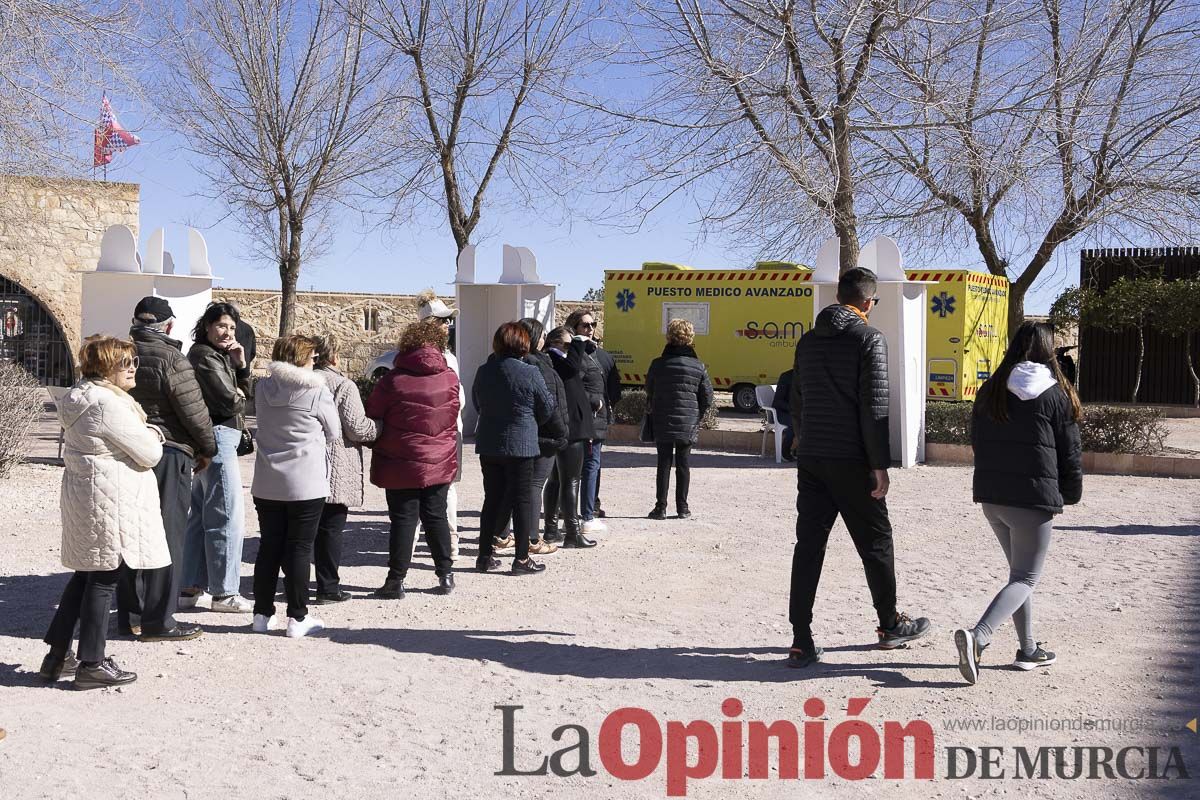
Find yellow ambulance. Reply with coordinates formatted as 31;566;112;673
603;263;815;411
603;263;1009;409
906;269;1009;400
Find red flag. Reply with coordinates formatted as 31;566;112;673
94;94;140;167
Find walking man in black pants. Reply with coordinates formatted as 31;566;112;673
126;297;215;642
787;268;931;667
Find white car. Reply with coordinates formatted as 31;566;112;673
365;350;398;380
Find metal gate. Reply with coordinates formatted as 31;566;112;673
0;276;74;386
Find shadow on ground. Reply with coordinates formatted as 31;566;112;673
325;627;964;688
1058;524;1200;537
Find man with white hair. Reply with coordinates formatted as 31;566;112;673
124;296;215;642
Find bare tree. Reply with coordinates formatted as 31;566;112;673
158;0;399;334
0;1;143;176
360;0;606;257
871;0;1200;332
620;0;936;273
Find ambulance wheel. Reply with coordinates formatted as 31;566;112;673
732;384;760;413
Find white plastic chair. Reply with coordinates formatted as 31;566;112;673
756;384;784;463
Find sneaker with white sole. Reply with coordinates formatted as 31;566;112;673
251;614;280;633
179;591;212;610
1013;644;1056;671
954;628;985;685
210;594;254;613
581;519;608;535
286;616;325;639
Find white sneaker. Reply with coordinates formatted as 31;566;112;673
179;591;212;610
210;594;254;613
251;613;279;633
286;616;325;639
582;519;608;534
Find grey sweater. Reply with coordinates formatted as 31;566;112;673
318;366;380;507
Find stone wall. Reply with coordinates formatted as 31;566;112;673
0;175;140;356
213;287;605;377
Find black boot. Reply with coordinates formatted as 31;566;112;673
562;511;596;548
647;504;667;520
372;576;405;600
436;574;455;595
543;507;562;544
74;657;137;690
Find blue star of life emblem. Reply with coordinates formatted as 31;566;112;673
931;292;956;318
616;289;636;312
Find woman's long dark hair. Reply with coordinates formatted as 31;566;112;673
976;321;1082;423
192;302;242;345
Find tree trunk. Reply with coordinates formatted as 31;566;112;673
1006;284;1027;341
278;221;303;336
1185;335;1199;408
1131;326;1144;404
831;113;860;275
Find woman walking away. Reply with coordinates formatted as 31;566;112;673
182;302;252;613
474;322;556;574
41;337;168;689
542;326;600;548
645;319;714;520
312;334;380;604
954;321;1083;685
519;317;568;554
367;321;460;597
251;335;340;638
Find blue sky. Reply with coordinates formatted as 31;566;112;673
105;100;1084;312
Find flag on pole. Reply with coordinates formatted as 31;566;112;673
93;94;140;167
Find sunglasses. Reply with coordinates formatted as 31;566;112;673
578;321;596;330
119;357;140;370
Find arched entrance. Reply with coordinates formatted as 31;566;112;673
0;275;73;386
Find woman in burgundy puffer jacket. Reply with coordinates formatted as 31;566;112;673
366;320;461;598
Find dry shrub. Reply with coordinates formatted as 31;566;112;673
0;363;45;477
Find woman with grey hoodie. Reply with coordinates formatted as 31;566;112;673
954;322;1083;685
312;334;380;604
250;334;340;638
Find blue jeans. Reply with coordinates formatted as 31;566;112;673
183;424;246;597
580;440;603;521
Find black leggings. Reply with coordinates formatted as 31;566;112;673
252;497;324;622
543;441;586;536
479;456;537;562
655;442;692;509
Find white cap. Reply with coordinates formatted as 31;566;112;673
418;298;459;320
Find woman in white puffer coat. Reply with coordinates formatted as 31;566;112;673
40;336;168;691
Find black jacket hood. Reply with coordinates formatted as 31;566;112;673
813;304;866;337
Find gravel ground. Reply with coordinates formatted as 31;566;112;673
1;442;1197;799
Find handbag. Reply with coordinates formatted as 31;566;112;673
236;416;255;457
639;414;655;443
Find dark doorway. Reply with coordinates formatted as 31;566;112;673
0;275;73;386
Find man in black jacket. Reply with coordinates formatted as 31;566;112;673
786;268;930;667
124;296;216;643
566;309;621;532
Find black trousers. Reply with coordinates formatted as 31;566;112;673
385;486;453;579
542;441;586;536
655;442;692;509
790;459;897;644
480;456;537;562
314;502;348;594
252;497;324;621
44;563;127;663
116;447;194;633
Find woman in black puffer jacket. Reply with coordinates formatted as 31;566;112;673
953;321;1083;686
518;318;568;554
644;318;714;520
542;326;600;549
